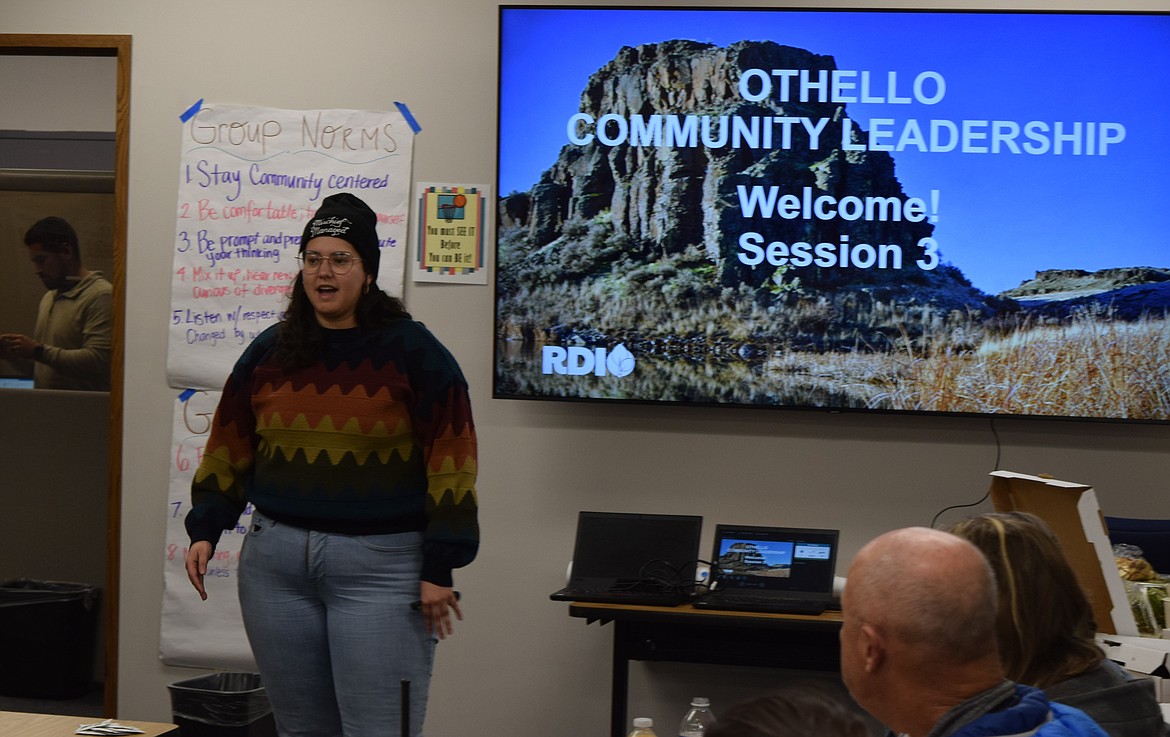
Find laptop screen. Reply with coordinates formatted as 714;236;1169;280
571;511;703;584
709;524;838;595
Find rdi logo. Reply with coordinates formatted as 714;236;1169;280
542;343;636;377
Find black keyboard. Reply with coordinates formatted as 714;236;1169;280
571;585;666;595
550;585;690;606
693;595;827;615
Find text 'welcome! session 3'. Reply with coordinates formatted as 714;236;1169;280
565;67;1122;277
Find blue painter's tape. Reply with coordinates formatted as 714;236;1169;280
395;101;421;134
179;99;204;123
178;388;196;402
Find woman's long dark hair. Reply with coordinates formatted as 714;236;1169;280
274;271;411;371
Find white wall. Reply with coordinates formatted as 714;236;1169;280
6;1;1170;735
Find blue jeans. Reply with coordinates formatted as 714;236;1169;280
238;510;436;737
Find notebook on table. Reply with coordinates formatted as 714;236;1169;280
693;524;839;615
549;511;703;607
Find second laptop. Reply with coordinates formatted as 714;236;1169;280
694;524;839;615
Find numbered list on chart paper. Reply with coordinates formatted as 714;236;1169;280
166;102;414;390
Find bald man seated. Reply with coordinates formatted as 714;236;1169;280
839;527;1110;737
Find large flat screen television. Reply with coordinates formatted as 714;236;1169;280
493;6;1170;422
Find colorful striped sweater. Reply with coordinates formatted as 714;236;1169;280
185;320;478;586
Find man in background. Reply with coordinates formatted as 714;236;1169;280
838;526;1108;737
0;216;112;390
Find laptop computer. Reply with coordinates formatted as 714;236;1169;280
693;524;839;615
549;511;703;607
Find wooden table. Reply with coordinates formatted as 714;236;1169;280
0;711;179;736
568;601;844;737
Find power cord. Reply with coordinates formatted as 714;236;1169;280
618;558;712;598
929;417;1002;529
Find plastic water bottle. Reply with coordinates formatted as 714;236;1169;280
628;717;658;737
679;697;716;737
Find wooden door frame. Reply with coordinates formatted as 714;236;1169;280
0;33;131;717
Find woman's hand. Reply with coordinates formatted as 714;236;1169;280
185;540;214;601
420;581;462;639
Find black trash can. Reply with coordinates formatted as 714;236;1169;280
0;579;100;699
168;672;277;737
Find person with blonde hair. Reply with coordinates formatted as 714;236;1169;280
950;512;1165;737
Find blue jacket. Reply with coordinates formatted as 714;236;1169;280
949;685;1110;737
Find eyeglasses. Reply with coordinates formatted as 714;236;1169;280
296;251;361;275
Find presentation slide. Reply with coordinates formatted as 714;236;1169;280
494;7;1170;421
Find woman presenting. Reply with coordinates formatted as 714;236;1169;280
184;192;478;737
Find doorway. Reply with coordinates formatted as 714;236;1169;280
0;34;130;718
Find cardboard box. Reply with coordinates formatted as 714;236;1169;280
989;470;1137;636
1097;633;1170;674
1096;633;1170;701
